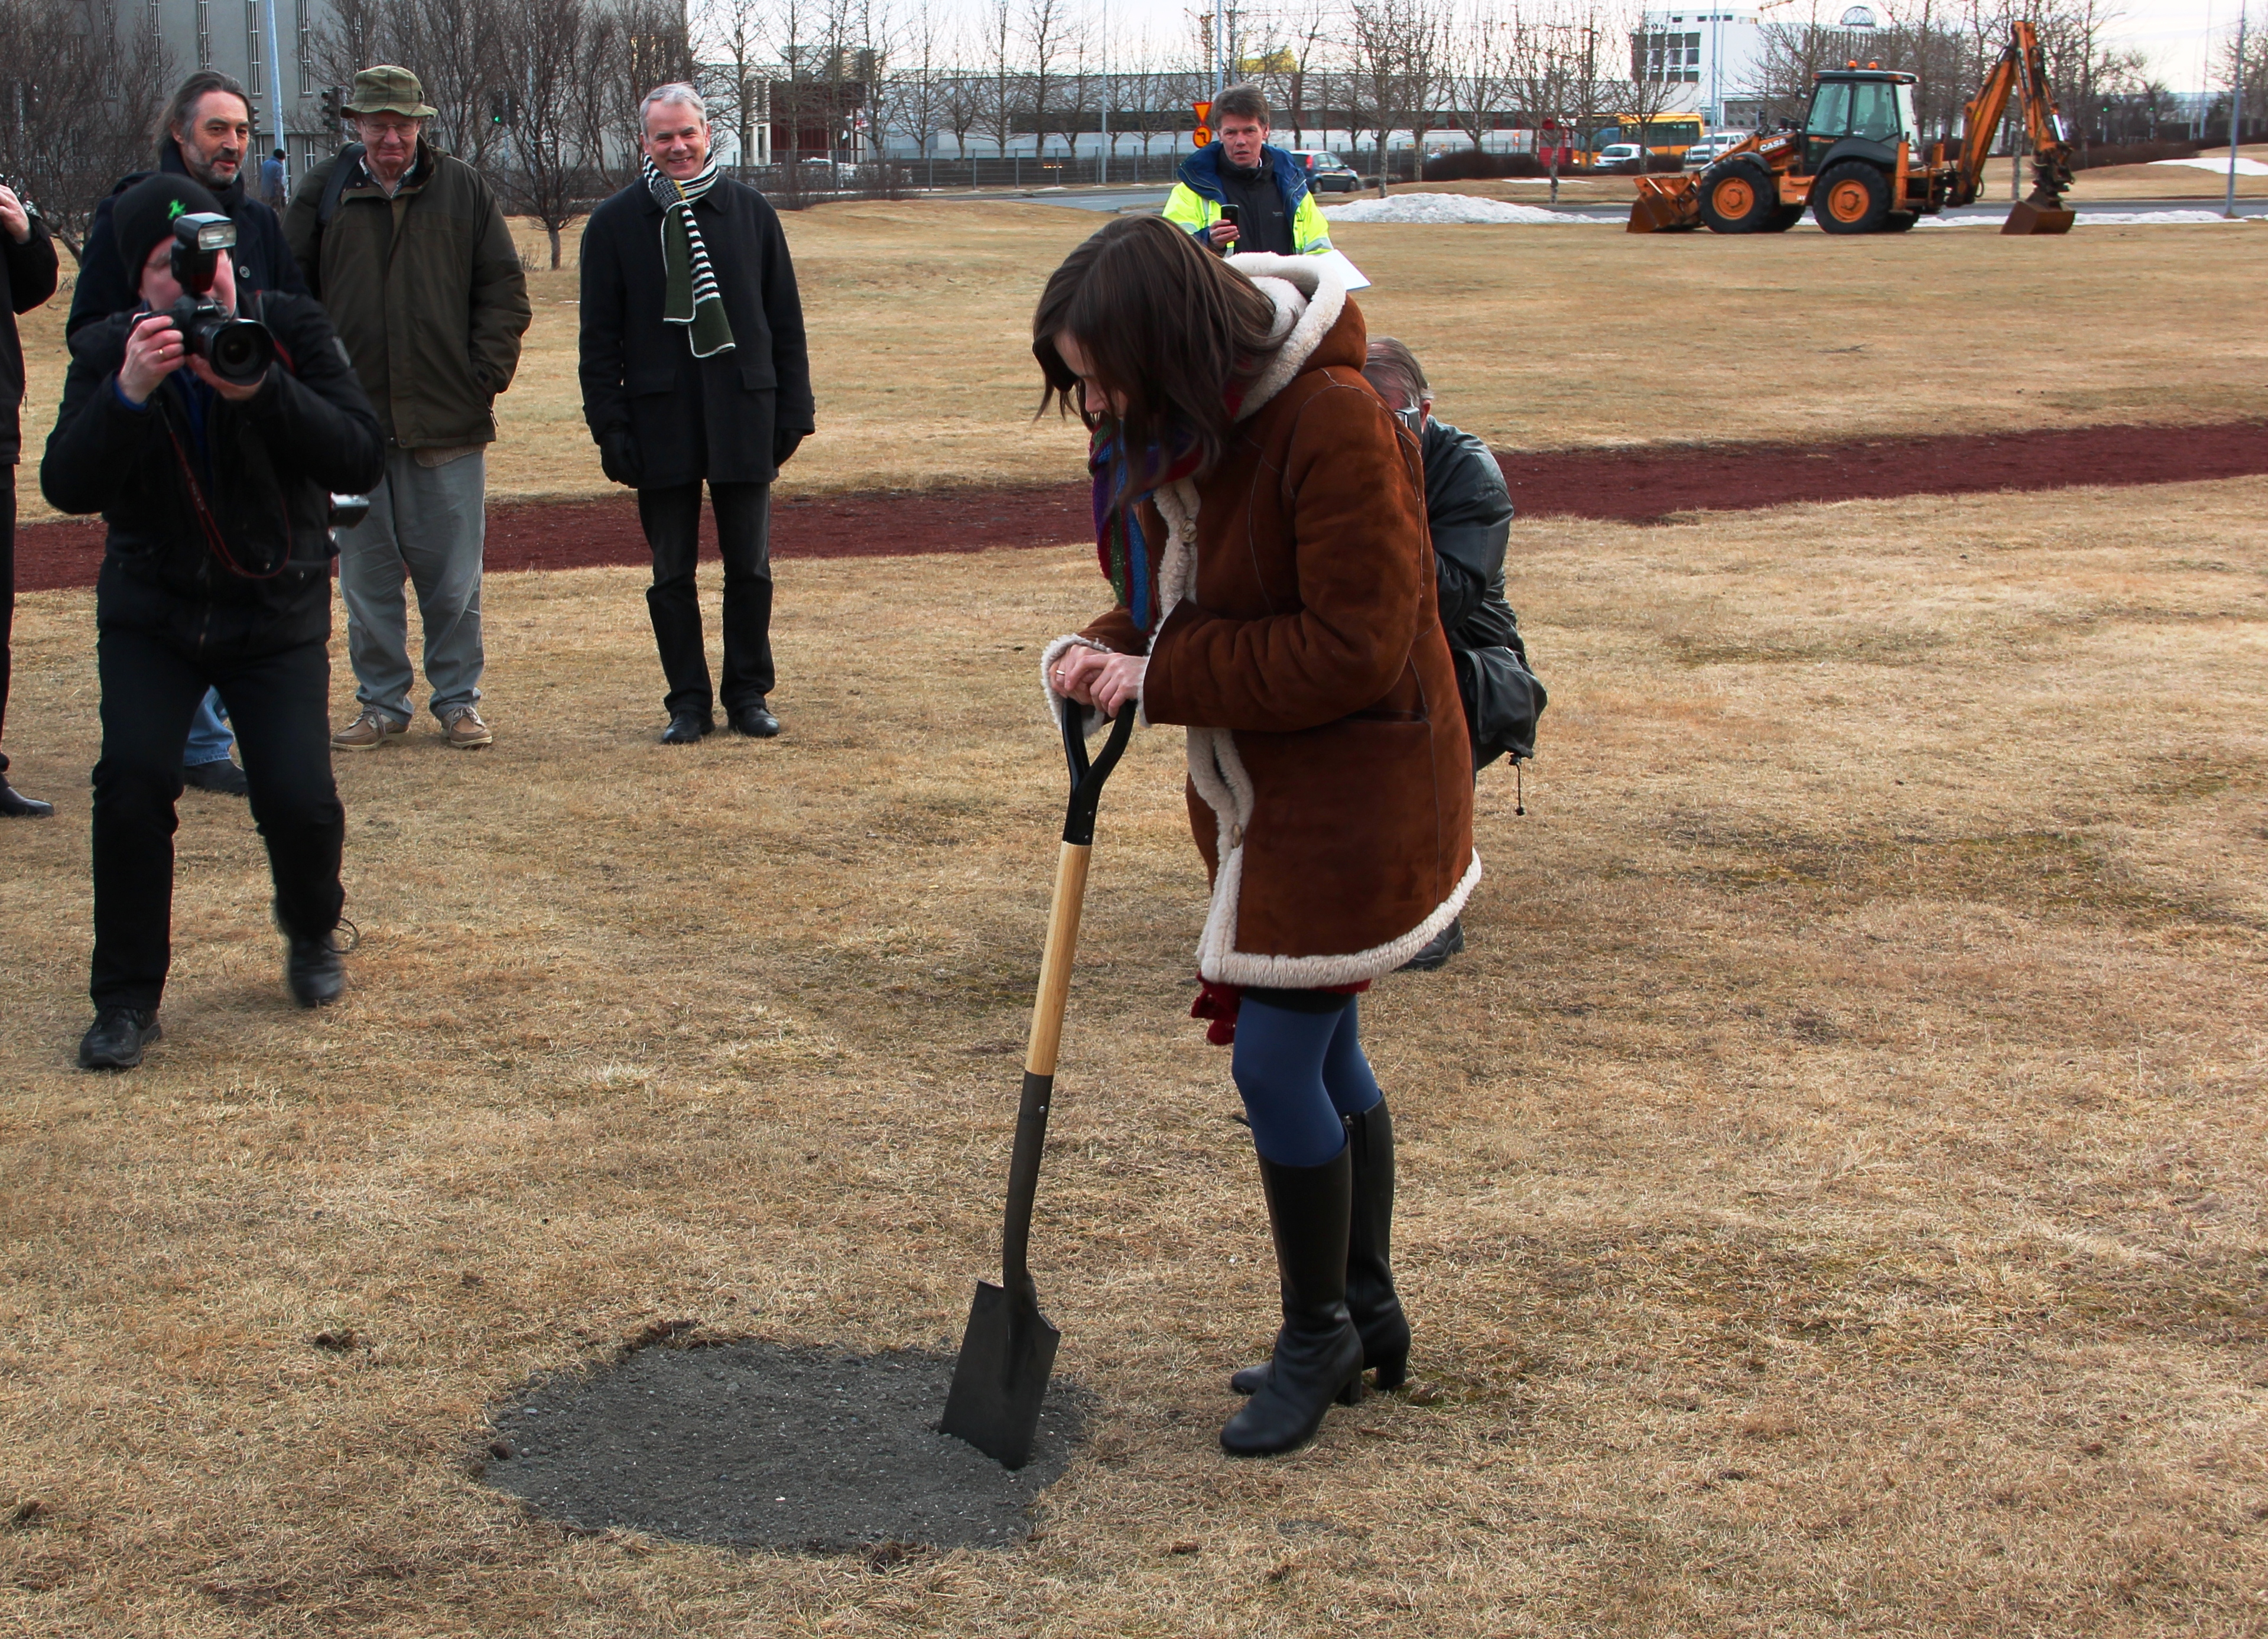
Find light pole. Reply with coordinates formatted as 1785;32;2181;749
263;0;287;174
2230;6;2250;218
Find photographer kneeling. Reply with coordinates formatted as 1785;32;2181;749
43;175;383;1070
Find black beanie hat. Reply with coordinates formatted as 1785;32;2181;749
112;174;226;294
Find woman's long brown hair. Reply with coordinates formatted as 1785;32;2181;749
1032;216;1282;499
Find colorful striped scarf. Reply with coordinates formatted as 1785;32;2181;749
1090;426;1200;635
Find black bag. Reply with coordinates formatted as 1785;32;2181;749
1454;642;1546;772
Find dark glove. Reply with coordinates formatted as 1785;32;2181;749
599;426;642;489
772;428;805;470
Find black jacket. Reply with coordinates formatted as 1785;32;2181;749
1422;417;1544;767
2;216;60;464
66;141;308;340
41;291;384;657
578;176;813;489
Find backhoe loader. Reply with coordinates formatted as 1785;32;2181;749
1629;19;2075;235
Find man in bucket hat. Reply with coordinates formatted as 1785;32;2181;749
286;66;530;753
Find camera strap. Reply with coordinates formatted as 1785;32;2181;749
156;389;293;581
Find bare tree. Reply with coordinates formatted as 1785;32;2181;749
498;0;610;267
1441;0;1515;154
1351;0;1441;192
880;0;949;170
1022;0;1073;158
978;0;1021;157
1506;18;1580;199
704;0;773;166
0;0;174;260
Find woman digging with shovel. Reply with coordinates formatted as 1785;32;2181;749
1034;217;1479;1457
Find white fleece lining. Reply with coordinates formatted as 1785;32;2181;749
1045;257;1476;985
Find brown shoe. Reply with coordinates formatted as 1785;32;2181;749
332;707;408;751
441;706;495;749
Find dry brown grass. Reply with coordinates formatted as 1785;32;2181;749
4;473;2265;1635
14;201;2267;523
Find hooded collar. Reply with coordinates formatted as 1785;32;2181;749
1222;253;1353;420
1177;141;1311;209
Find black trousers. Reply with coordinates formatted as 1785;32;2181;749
635;480;775;719
1;467;15;775
91;621;344;1011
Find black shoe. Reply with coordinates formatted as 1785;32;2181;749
1233;1100;1411;1397
1398;916;1464;973
660;711;713;745
0;777;54;818
285;930;347;1007
728;702;780;738
1220;1145;1364;1458
79;1007;161;1070
183;758;251;797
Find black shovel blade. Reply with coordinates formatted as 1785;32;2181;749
940;1278;1060;1470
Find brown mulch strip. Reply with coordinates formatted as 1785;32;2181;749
14;421;2263;592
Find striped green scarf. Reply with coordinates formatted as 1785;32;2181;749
643;154;736;359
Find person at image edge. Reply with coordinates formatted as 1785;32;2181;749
0;175;59;818
1036;216;1477;1458
578;82;814;745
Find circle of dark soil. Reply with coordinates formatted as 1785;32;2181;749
15;420;2263;591
480;1339;1087;1553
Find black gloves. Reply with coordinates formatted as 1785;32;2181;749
599;425;642;489
773;428;805;470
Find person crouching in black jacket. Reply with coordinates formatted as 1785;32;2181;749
41;175;384;1070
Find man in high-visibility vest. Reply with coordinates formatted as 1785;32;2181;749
1163;84;1335;259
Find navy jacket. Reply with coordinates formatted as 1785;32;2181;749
66;141;308;339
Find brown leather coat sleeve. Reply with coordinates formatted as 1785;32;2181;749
1142;382;1427;732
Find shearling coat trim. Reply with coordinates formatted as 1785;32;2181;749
1224;252;1346;421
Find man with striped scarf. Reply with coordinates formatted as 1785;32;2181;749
579;85;814;745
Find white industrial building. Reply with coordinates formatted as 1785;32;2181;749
1637;7;1772;131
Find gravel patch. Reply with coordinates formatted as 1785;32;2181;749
483;1339;1087;1553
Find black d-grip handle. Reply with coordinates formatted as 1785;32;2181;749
1061;703;1136;846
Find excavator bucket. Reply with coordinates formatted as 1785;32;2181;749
2001;199;2075;234
1628;175;1701;233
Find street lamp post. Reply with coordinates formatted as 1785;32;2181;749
2230;7;2250;218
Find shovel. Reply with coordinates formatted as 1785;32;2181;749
941;700;1137;1469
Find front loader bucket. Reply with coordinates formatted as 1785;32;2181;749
2001;200;2075;235
1627;177;1701;233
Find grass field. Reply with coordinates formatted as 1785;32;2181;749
12;200;2266;522
4;469;2265;1634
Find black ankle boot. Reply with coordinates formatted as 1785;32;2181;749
1231;1100;1411;1396
1219;1145;1363;1458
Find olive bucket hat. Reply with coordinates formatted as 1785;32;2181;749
343;65;438;118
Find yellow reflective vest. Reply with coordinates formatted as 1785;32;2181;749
1162;144;1336;257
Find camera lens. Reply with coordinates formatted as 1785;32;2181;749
203;317;275;387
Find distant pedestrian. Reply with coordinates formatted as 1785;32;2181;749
578;83;813;744
1162;83;1336;259
66;71;306;798
1;177;60;818
286;66;531;752
261;147;287;210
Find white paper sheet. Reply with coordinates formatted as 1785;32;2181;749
1307;248;1372;291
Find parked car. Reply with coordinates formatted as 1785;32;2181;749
1682;132;1754;169
1289;150;1362;193
1595;142;1647;173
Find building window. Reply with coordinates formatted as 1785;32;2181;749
196;0;212;69
297;0;314;95
246;2;264;93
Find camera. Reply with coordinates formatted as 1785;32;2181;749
164;212;275;387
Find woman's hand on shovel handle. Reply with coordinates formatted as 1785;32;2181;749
1053;649;1145;718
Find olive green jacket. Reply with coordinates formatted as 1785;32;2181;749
284;142;530;448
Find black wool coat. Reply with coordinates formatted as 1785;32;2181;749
42;291;384;657
2;216;60;463
577;175;813;489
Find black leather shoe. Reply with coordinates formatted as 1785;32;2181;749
0;777;54;818
728;702;780;738
79;1007;161;1070
1398;916;1464;972
183;758;251;797
660;711;712;745
1220;1145;1364;1457
1233;1101;1410;1397
285;931;347;1007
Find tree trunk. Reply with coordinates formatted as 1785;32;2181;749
549;225;563;269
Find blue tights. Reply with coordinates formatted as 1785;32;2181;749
1231;993;1383;1167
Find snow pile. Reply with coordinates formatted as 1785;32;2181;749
2150;155;2268;175
1915;208;2253;226
1322;193;1593;225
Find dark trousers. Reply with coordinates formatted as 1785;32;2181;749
91;622;345;1011
635;481;775;720
1;467;14;775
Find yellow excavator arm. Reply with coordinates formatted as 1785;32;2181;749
1954;18;2076;226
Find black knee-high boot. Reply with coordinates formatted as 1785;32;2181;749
1230;1099;1410;1395
1219;1144;1363;1457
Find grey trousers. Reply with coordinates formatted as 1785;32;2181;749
337;446;488;725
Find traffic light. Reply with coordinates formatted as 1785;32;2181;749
319;86;345;128
490;95;516;129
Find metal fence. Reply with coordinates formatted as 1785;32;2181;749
729;152;1194;199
